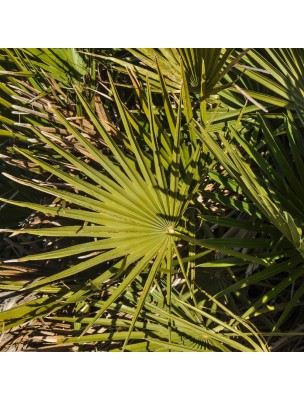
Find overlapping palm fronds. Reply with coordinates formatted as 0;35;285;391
196;109;304;335
2;48;304;352
228;49;304;110
85;48;249;96
0;59;269;351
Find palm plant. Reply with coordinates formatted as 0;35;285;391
0;48;103;228
2;48;304;352
196;109;304;339
92;48;270;133
227;49;304;110
0;60;269;351
92;48;241;93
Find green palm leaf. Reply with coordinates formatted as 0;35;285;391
0;69;201;343
0;60;270;351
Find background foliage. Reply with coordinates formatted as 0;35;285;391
1;48;304;352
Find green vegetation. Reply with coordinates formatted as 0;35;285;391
1;48;304;351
